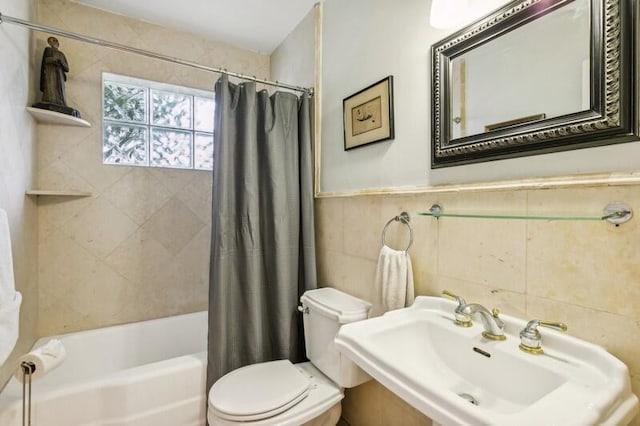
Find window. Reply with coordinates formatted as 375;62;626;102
102;73;214;171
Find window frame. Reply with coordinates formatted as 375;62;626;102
101;72;214;171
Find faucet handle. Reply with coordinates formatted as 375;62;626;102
441;289;465;305
537;321;568;332
441;290;472;327
519;319;568;355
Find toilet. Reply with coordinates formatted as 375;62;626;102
208;287;372;425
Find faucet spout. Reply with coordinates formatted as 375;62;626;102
460;303;506;341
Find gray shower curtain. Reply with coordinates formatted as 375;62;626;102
206;75;317;392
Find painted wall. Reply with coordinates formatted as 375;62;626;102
319;0;640;193
0;0;38;385
34;0;270;335
270;6;317;90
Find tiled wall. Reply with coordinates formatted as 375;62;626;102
316;183;640;425
0;0;38;385
34;0;270;335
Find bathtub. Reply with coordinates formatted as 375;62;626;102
0;311;207;426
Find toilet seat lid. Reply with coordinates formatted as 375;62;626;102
210;360;311;421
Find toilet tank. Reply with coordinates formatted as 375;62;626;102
299;287;372;388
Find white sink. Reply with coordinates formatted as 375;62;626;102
335;296;639;426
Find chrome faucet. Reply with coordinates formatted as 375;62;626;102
442;290;505;341
460;303;506;341
441;290;472;327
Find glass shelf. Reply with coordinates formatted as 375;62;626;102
419;203;633;225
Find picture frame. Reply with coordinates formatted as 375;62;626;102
343;76;394;150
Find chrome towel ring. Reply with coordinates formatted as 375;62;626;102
381;212;414;253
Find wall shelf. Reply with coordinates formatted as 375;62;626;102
26;107;91;127
419;202;633;226
26;190;92;197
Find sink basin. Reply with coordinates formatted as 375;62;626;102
335;296;639;425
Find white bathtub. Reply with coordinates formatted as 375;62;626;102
0;311;207;426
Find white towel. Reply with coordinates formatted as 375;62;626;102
371;245;415;316
14;339;67;383
0;208;21;366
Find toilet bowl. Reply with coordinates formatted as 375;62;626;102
208;288;372;425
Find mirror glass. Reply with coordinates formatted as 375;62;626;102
449;0;590;139
431;0;637;168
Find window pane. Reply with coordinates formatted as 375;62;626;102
103;124;148;166
104;82;146;123
152;90;191;129
195;97;215;132
150;129;192;169
194;133;214;171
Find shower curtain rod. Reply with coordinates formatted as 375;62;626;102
0;13;313;94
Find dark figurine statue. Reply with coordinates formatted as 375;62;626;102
33;37;81;118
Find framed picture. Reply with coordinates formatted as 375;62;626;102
343;76;394;150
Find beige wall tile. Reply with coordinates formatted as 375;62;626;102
342;380;383;426
34;0;270;336
62;196;139;259
380;385;432;426
38;159;94;193
343;196;382;261
438;216;526;293
103;168;173;225
39;227;99;292
61;135;131;193
342;380;433;426
140;197;205;255
315;197;344;252
38;194;94;232
437;191;527;293
632;375;640;426
36;124;92;170
59;2;139;45
316;247;378;303
104;228;174;284
526;187;640;319
175;172;213;224
64;260;136;328
149;167;198;195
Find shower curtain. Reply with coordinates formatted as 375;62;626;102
206;75;317;392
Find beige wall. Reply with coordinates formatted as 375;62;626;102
34;0;270;335
0;0;38;385
316;184;640;425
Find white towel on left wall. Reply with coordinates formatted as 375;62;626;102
0;208;22;366
371;245;415;316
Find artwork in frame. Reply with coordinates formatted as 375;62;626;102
343;76;394;150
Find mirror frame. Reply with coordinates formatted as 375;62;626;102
431;0;638;168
